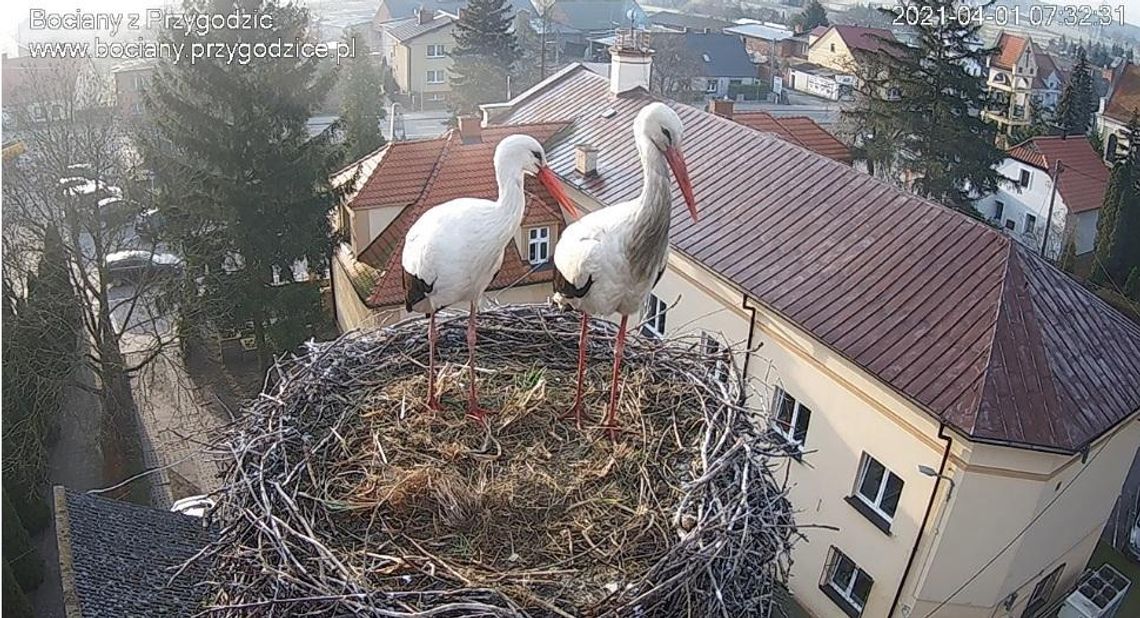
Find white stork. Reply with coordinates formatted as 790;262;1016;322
552;102;698;436
403;134;577;421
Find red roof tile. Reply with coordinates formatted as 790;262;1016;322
347;122;572;306
1007;136;1109;214
492;65;1140;453
1105;63;1140;124
992;32;1029;71
734;112;851;163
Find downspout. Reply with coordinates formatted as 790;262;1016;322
740;293;758;388
890;422;954;617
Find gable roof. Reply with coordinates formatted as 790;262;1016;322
1006;136;1110;215
678;31;756;78
992;32;1029;71
386;13;455;42
549;0;646;33
1104;63;1140;124
732;111;851;163
645;8;732;32
1032;50;1062;89
336;123;572;307
830;25;896;56
54;487;212;617
490;64;1140;453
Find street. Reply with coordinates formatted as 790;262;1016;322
385;108;451;141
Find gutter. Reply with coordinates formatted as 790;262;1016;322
890;422;953;617
741;293;759;396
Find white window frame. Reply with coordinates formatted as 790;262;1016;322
705;79;719;93
993;200;1004;221
771;386;811;449
643;294;667;338
701;333;728;383
426;44;446;58
527;226;550;265
1024;213;1038;235
854;454;903;523
1019;168;1031;187
426;69;445;84
826;548;872;614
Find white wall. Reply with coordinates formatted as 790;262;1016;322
975;157;1073;259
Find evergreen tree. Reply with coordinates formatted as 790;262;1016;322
141;0;339;367
1091;112;1140;286
793;0;829;32
843;0;1004;211
1125;267;1140;301
1054;47;1096;137
339;35;386;162
449;0;519;114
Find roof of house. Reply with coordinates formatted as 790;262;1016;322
828;25;897;57
374;0;532;24
336;123;572;307
731;111;851;163
490;64;1140;453
1104;63;1140;124
1006;136;1110;215
1031;50;1062;89
645;8;732;32
724;22;796;42
549;0;646;33
386;13;455;42
809;25;828;38
991;32;1029;71
677;31;756;78
54;487;212;617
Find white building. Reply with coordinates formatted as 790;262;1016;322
974;136;1109;260
982;32;1065;137
1096;61;1139;160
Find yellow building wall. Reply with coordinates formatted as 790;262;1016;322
395;26;454;97
807;29;857;73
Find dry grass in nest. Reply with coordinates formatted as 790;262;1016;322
190;305;798;617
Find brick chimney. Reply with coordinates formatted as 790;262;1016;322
415;7;432;24
608;29;653;95
458;116;482;144
709;99;734;119
575;144;598;176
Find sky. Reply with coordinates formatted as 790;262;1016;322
2;0;1139;56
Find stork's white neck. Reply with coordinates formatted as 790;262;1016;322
493;162;528;227
626;133;672;281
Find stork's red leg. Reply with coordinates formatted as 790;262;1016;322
465;302;489;423
600;315;628;440
562;312;590;429
426;312;441;411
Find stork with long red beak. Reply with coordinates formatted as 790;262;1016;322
552;102;698;436
403;134;578;421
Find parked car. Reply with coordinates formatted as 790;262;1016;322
170;495;215;518
104;250;183;286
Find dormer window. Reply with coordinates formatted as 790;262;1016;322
527;226;550;265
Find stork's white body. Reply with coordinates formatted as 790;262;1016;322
552;201;668;317
402;197;520;313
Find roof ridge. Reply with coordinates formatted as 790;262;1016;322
970;236;1016;436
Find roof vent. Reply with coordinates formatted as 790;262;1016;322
575;144;598;177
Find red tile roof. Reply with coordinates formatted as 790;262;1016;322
491;64;1140;453
830;25;896;56
338;122;572;307
733;111;852;163
1104;63;1140;124
337;138;449;211
1006;136;1109;214
992;32;1029;71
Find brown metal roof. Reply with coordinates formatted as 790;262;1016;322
493;65;1140;452
1006;136;1109;215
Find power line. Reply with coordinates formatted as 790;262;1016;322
921;443;1107;617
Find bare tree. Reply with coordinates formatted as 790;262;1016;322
3;57;175;500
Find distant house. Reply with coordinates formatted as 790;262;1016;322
372;0;532;25
1;55;105;132
676;31;757;98
983;32;1065;137
725;22;803;64
707;98;851;163
1096;61;1139;161
974;135;1109;260
380;10;456;110
111;60;153;118
644;7;732;32
329;119;576;331
794;25;897;101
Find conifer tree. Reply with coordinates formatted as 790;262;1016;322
449;0;520;114
793;0;829;32
1058;237;1078;274
1091;112;1140;286
843;0;1004;211
141;0;339;367
340;35;386;162
1055;47;1096;137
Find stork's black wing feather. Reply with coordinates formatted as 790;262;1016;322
553;266;593;299
653;266;665;288
403;269;434;313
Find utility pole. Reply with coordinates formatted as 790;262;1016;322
1041;158;1065;258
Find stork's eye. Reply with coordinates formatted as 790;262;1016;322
532;149;542;161
662;128;672;143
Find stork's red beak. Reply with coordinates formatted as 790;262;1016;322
665;146;698;222
537;166;580;220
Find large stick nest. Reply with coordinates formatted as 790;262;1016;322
193;305;799;617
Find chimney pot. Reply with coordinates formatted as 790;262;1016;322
575;144;598;176
458;116;482;143
608;28;653;95
709;98;734;119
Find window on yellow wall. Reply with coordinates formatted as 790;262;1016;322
1022;564;1064;617
821;546;873;617
771;386;811;451
701;333;729;383
849;453;904;532
642;294;666;338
